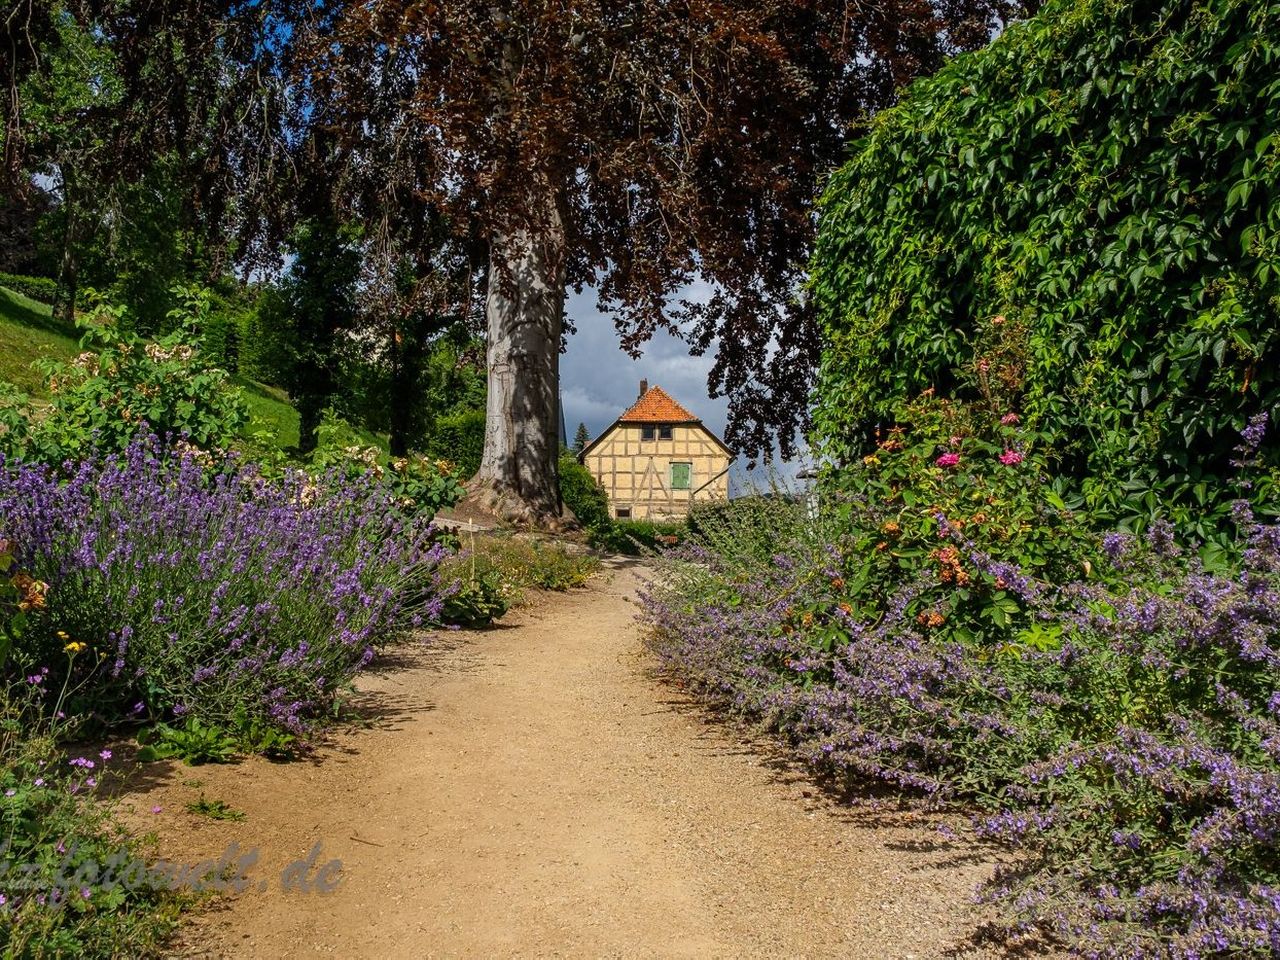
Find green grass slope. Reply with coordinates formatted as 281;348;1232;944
0;287;79;396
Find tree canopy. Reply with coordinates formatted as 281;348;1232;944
811;0;1280;533
290;0;1018;478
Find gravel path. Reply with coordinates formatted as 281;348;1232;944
125;559;1016;959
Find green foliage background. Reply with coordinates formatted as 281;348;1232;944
811;0;1280;535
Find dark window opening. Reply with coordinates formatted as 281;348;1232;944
658;425;673;440
641;425;655;441
616;506;632;518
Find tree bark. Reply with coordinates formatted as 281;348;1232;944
471;176;568;525
54;178;80;324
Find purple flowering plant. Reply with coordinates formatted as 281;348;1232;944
641;412;1280;956
0;432;449;745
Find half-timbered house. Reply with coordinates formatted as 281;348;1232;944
578;381;733;520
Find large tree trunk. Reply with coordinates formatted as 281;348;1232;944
471;178;568;526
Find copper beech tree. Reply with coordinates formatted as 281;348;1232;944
293;0;1020;523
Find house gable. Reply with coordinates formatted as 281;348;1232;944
578;383;733;520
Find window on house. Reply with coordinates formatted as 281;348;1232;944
670;462;692;490
641;425;655;441
616;506;632;518
658;425;673;440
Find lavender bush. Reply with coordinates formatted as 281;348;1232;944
641;416;1280;957
0;435;448;743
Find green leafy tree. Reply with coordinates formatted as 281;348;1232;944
17;7;122;320
811;0;1280;535
573;422;589;454
262;218;363;456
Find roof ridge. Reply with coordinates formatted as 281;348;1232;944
618;383;701;423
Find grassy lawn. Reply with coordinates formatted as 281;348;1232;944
0;286;79;397
238;377;301;449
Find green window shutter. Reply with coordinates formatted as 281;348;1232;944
670;462;691;490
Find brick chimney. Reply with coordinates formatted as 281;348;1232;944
639;379;648;398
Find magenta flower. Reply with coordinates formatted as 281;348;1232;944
999;450;1024;466
1000;412;1020;426
935;452;961;468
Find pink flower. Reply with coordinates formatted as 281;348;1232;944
936;453;961;468
150;805;163;814
999;450;1024;466
1000;413;1020;426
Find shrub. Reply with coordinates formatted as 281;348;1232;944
435;534;597;627
811;0;1280;534
310;415;464;518
0;290;247;465
0;435;450;744
0;535;37;667
589;518;687;555
437;562;510;628
0;273;57;305
474;535;596;595
639;418;1280;956
558;452;610;531
431;409;485;478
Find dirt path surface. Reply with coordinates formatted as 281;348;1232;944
124;560;1011;959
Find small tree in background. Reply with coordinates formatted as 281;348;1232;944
573;423;589;454
261;217;362;456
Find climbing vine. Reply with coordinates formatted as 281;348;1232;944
811;0;1280;535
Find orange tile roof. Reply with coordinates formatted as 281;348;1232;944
618;385;701;424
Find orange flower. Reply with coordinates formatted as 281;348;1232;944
915;609;946;629
13;572;48;612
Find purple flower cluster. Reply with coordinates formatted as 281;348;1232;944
0;434;449;738
640;503;1280;956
